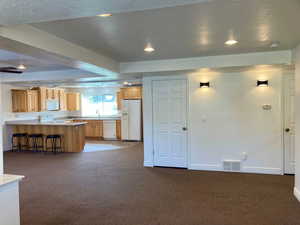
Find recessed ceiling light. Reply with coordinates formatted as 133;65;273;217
97;13;112;17
17;64;26;70
225;39;238;46
144;44;155;53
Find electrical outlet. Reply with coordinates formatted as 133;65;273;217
242;152;248;161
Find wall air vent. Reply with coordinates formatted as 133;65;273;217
223;160;241;172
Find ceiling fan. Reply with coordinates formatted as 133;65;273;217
0;67;23;74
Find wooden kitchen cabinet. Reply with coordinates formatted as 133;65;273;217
32;87;61;111
58;89;67;111
11;90;39;112
74;120;103;138
116;120;121;140
67;92;81;111
37;87;47;111
45;88;59;100
53;89;59;100
45;88;53;100
117;91;122;110
120;87;142;99
12;87;77;112
27;91;39;112
86;120;103;138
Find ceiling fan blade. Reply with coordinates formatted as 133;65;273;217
0;69;23;74
0;66;23;74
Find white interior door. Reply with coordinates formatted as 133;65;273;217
283;73;295;174
153;79;188;168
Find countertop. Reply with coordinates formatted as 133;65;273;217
6;120;87;126
0;174;24;187
66;117;121;121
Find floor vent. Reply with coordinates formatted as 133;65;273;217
223;160;241;172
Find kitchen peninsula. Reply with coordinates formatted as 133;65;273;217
6;120;87;152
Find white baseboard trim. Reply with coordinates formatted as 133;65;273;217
144;161;154;167
242;166;282;175
189;163;222;171
189;164;281;175
294;187;300;202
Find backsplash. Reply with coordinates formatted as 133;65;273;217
4;111;72;121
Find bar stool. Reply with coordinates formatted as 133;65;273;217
12;133;28;152
28;134;44;152
46;134;63;154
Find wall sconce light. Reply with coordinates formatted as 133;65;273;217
200;82;210;88
257;80;268;87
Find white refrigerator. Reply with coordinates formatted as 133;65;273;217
121;99;142;141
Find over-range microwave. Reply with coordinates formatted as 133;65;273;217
47;99;60;111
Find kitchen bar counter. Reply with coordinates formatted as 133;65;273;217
65;117;121;121
0;174;24;187
7;121;86;152
6;120;87;126
0;174;24;225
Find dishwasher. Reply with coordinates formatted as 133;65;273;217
103;120;117;140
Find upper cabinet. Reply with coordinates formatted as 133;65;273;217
120;87;142;100
66;92;81;111
58;89;67;111
33;87;60;111
45;88;59;100
11;87;81;113
36;87;47;111
116;91;122;110
11;90;39;112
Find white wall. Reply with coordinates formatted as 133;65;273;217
294;44;300;201
143;67;287;174
0;82;3;174
188;69;283;174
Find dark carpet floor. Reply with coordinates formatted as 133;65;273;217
4;143;300;225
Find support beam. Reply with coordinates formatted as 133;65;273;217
0;69;99;83
0;25;119;77
120;51;292;74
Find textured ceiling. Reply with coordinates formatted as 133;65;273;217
32;0;300;62
0;0;211;25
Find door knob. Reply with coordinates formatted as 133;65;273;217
182;127;187;131
285;128;290;132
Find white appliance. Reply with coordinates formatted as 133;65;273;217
103;120;117;140
46;99;59;111
121;100;141;141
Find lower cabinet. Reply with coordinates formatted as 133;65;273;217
73;120;103;138
86;120;103;138
116;120;121;140
73;119;121;140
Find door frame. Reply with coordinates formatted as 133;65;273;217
143;75;190;168
282;72;295;174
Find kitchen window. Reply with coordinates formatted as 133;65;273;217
82;94;118;117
